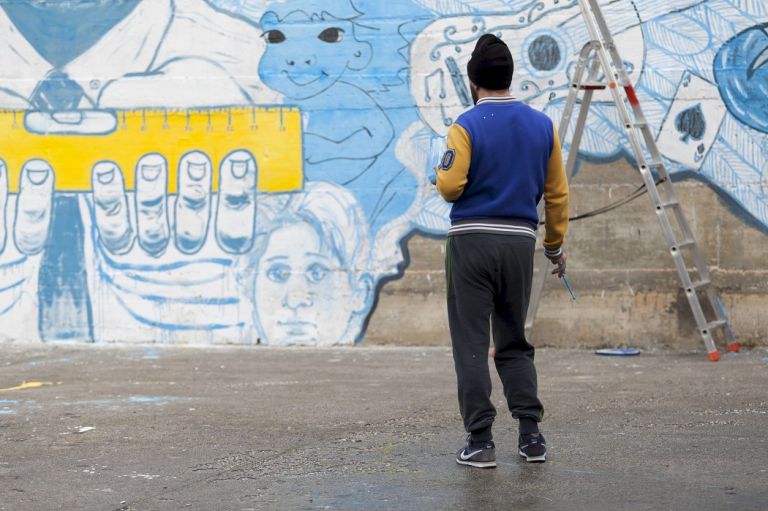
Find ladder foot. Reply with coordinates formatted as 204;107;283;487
707;351;721;362
727;342;740;353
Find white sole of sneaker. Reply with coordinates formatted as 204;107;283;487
456;459;497;469
518;450;546;462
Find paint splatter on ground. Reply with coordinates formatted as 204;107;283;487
59;396;182;410
0;381;60;392
125;396;175;405
141;349;161;360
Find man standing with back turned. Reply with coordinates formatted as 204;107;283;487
436;34;569;468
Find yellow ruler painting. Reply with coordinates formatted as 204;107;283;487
0;106;303;193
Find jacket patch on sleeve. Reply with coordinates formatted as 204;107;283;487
441;149;456;170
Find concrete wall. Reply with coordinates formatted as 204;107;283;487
367;159;768;350
0;0;765;347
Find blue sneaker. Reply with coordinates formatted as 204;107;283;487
518;433;547;462
456;435;496;468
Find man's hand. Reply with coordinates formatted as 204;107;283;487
549;252;567;278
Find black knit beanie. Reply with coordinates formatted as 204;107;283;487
467;34;514;90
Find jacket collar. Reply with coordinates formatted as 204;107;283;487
476;96;517;105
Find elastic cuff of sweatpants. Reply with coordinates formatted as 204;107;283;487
514;412;544;422
544;246;562;260
470;425;493;442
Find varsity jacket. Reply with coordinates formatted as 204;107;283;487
436;96;569;258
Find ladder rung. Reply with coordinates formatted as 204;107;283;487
703;320;728;332
659;199;679;209
643;160;664;168
688;279;711;290
632;122;649;129
579;82;607;90
675;239;696;249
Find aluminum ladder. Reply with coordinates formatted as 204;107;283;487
524;0;738;361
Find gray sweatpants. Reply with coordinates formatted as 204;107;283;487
445;233;543;439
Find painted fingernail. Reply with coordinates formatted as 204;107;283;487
184;152;210;181
227;150;253;179
141;164;162;181
229;160;249;179
140;155;166;181
25;162;50;186
187;162;208;181
94;163;117;185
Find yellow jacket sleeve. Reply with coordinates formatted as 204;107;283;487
543;122;569;257
436;124;472;202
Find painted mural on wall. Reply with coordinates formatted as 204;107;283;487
0;0;765;345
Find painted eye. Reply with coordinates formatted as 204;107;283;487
528;34;561;72
264;30;286;44
267;263;291;283
318;27;344;43
306;263;329;283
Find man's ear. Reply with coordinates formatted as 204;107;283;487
352;273;374;314
347;41;373;71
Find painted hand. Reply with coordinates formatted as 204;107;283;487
0;159;55;341
85;150;258;342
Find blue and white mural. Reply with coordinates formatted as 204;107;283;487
0;0;765;345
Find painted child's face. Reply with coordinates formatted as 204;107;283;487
258;10;371;100
254;222;361;345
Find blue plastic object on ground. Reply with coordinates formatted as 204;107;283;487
595;348;642;356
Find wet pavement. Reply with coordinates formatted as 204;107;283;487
1;344;767;510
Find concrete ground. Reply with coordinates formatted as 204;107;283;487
1;344;767;511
